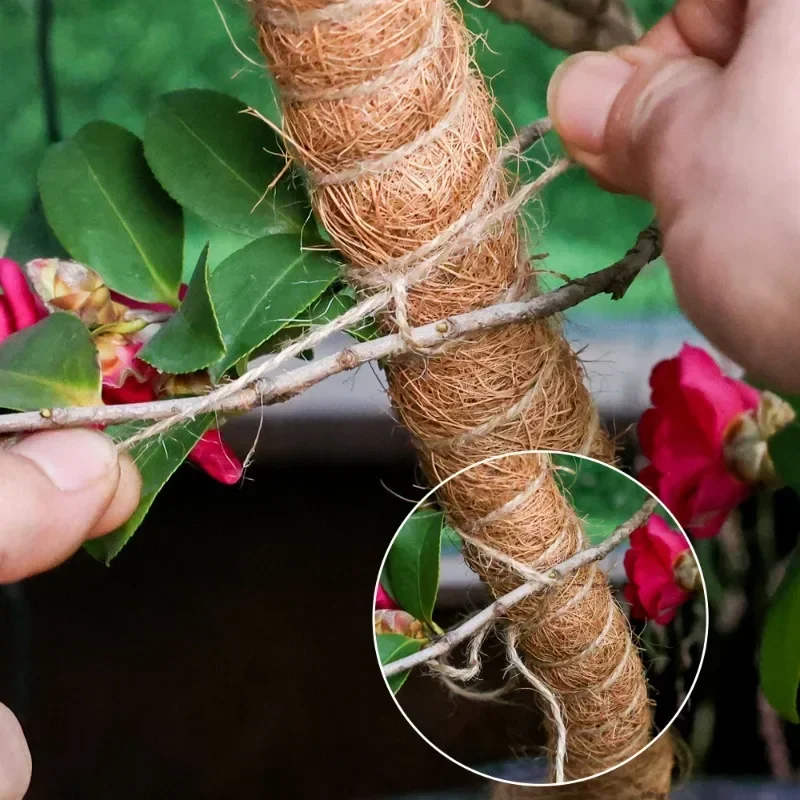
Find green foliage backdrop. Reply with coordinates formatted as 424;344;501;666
3;0;675;313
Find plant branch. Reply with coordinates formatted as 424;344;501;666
36;0;61;143
487;0;641;54
0;222;662;436
383;498;659;678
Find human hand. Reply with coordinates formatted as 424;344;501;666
0;429;141;798
547;0;800;391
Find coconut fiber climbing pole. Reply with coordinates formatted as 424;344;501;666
249;0;674;793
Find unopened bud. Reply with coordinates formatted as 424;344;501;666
158;372;214;399
724;391;796;486
374;610;428;640
673;550;701;594
26;258;125;327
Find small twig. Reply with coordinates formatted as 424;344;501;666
487;0;640;54
758;691;793;781
511;117;553;154
36;0;61;143
0;225;659;436
383;498;658;678
606;219;662;300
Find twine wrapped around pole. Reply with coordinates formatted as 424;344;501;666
249;0;674;792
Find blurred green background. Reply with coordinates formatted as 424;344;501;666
0;0;676;315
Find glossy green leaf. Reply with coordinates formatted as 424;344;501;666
769;395;800;493
208;235;339;381
0;314;102;410
39;121;183;304
442;524;462;552
386;510;443;626
303;285;379;342
553;453;650;544
139;243;224;373
760;551;800;723
377;633;422;695
5;196;69;264
144;89;309;238
84;416;213;564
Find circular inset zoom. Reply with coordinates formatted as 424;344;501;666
374;451;707;787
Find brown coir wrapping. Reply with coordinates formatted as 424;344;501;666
250;0;673;793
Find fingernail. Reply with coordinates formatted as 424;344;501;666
12;429;118;493
548;52;635;155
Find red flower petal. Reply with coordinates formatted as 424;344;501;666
676;344;757;442
0;258;45;330
645;515;689;568
110;283;187;312
375;584;399;610
0;297;13;342
102;376;158;405
640;345;760;537
624;517;692;623
684;461;751;538
187;429;243;485
637;408;660;460
623;583;647;621
652;583;691;625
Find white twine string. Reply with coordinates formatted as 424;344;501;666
309;83;467;187
119;154;570;452
255;0;382;32
119;1;572;454
506;624;569;783
279;2;445;104
426;347;559;450
468;469;549;532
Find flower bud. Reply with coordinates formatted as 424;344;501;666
158;372;214;399
94;332;153;389
673;550;702;594
374;610;427;640
26;259;125;327
724;391;796;486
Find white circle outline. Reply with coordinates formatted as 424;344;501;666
372;449;710;788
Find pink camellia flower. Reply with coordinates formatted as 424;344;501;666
638;344;762;538
1;257;242;485
375;583;399;611
623;515;698;625
0;258;46;341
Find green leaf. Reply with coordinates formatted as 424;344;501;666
442;524;462;552
139;243;225;373
769;395;800;493
0;314;101;409
760;551;800;723
386;509;443;626
84;416;213;564
376;633;422;695
5;196;69;264
39;121;183;304
144;89;309;238
553;453;650;544
208;235;339;381
303;285;379;342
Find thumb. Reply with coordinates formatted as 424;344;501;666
0;429;141;583
547;48;721;219
0;704;30;800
